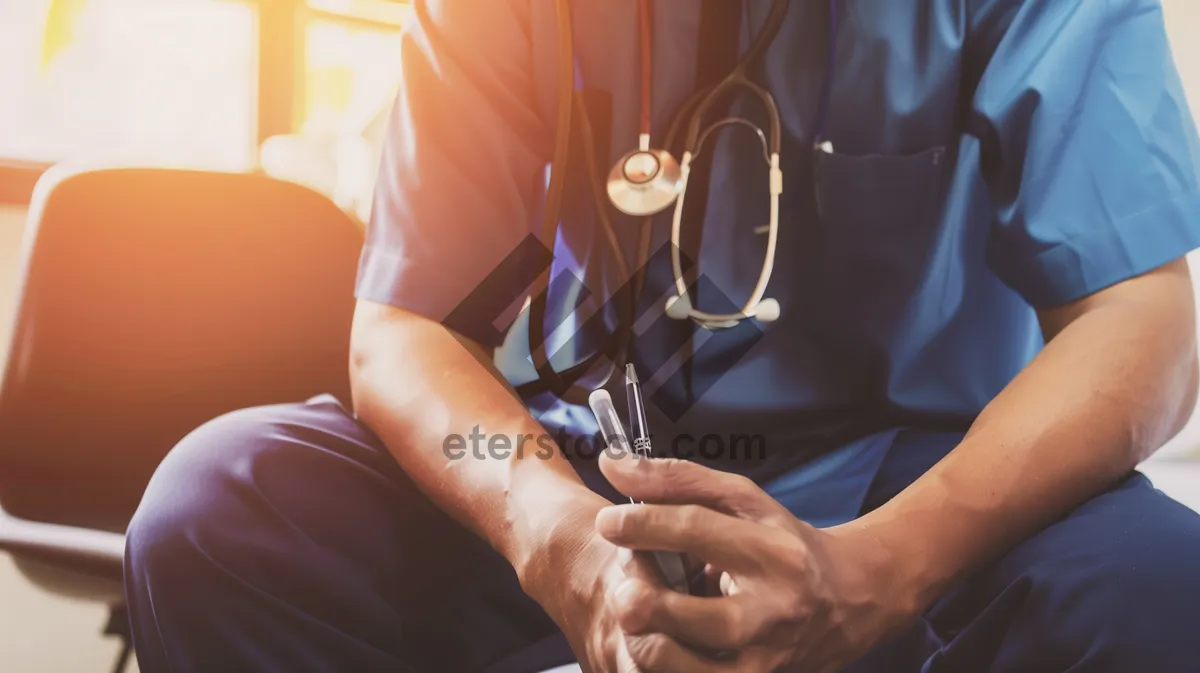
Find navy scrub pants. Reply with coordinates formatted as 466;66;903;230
124;395;1200;672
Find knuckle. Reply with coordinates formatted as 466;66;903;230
722;602;754;644
781;594;815;623
679;504;708;529
760;512;794;530
612;579;655;633
778;537;810;572
610;506;638;538
628;633;670;670
618;656;641;673
652;458;684;492
730;473;757;494
722;474;760;512
614;546;636;574
657;457;683;475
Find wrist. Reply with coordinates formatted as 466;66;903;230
506;477;610;627
827;513;938;621
847;469;987;615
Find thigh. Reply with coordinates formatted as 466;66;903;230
125;395;565;673
928;472;1200;672
851;471;1200;673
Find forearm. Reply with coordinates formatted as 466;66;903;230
847;268;1197;610
349;301;606;602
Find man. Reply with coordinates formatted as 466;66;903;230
125;1;1200;671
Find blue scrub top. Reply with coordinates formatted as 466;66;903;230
357;0;1200;525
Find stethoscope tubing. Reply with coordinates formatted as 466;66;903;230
524;0;586;402
638;0;654;139
670;49;788;325
521;0;836;400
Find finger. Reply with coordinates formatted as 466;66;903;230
608;549;666;619
599;454;778;518
624;632;742;673
614;635;641;673
702;563;725;597
596;504;782;572
612;577;769;651
703;562;724;580
617;548;670;587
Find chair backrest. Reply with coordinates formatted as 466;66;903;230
0;167;364;533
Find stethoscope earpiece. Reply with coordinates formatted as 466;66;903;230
753;298;780;323
665;293;692;320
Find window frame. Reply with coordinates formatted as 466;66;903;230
0;0;404;206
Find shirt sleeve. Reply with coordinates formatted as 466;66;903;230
975;0;1200;308
356;0;552;347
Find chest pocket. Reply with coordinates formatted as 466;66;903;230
810;145;949;340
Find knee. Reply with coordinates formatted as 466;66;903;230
1099;512;1200;641
1038;498;1200;665
125;404;308;581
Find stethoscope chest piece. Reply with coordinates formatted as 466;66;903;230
606;144;682;216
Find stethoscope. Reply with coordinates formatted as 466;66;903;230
520;0;838;402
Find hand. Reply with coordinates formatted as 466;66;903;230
593;455;920;672
516;493;670;673
565;535;679;673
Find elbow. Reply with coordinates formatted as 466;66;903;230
347;301;393;420
348;334;372;418
1143;338;1199;461
1157;259;1200;448
347;301;447;426
1170;348;1199;440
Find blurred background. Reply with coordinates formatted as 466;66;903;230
0;0;1198;671
0;2;405;670
0;0;405;223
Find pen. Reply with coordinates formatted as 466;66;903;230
625;363;652;460
619;365;691;595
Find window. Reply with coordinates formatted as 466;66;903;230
0;0;257;171
258;0;406;219
307;0;410;26
0;0;409;212
302;19;403;137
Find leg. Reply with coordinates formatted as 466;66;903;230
849;438;1200;672
923;472;1200;672
124;395;564;673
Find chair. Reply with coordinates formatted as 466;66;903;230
0;167;364;672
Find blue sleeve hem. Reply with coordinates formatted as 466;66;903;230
354;237;551;349
354;244;511;348
996;189;1200;309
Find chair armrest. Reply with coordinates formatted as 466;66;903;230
0;508;124;582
